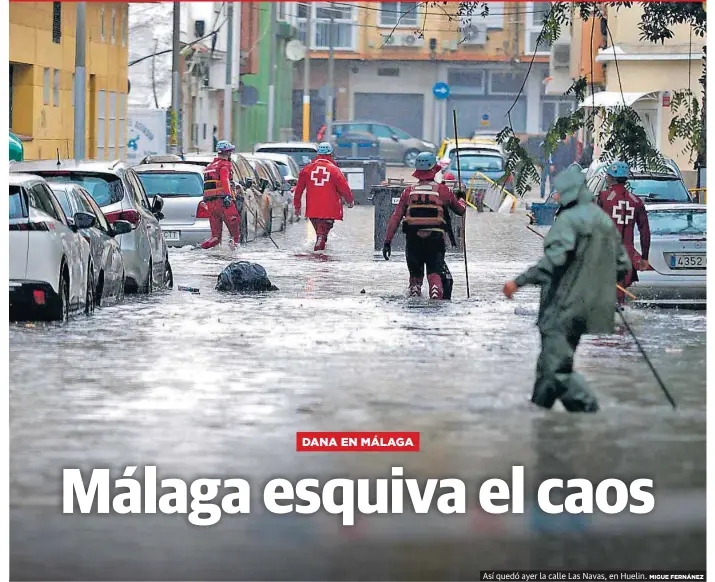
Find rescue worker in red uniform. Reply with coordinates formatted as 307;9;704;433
596;161;651;303
201;140;242;249
382;152;467;299
293;142;354;251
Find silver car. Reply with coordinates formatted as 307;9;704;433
134;163;211;248
180;153;263;242
253;142;318;169
242;155;289;233
631;204;706;307
10;159;171;293
47;182;130;306
251;152;300;223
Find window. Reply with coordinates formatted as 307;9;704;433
9;186;28;219
108;92;116;159
541;99;575;132
43;184;69;223
297;3;356;50
121;7;127;47
489;72;522;95
29;184;62;221
53;69;60;106
449;154;504;172
390;126;411;139
335;123;370;136
97;90;106;159
524;2;550;54
100;8;105;41
370;124;395;138
137;172;205;198
379;2;419;27
50;186;74;217
43;68;50;105
646;210;706;234
111;9;116;44
32;173;124;207
482;1;504;29
80;190;111;232
126;170;151;209
377;67;400;77
52;2;62;43
447;69;485;94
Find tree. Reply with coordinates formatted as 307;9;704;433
420;2;706;196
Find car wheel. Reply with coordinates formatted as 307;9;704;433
141;259;153;294
49;264;69;322
85;264;95;316
95;271;104;308
404;150;419;168
265;210;273;235
164;258;173;289
240;212;248;243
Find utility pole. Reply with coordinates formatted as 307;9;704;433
223;2;233;145
267;2;277;142
170;1;181;154
325;2;336;140
302;11;312;142
73;2;86;159
234;3;242;148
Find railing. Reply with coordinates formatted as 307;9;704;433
465;172;515;213
689;188;707;204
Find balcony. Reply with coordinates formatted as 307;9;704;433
297;3;356;51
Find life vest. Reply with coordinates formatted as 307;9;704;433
402;182;446;233
203;159;231;200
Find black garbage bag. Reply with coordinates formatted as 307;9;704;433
215;261;279;293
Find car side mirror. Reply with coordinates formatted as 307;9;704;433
391;134;399;141
112;220;133;236
259;178;268;192
151;195;164;215
287;177;297;187
73;211;96;230
283;182;292;191
243;177;254;189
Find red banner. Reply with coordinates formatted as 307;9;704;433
296;432;420;452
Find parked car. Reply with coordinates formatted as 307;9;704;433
134;163;214;248
9;174;93;321
242;155;289;232
437;138;504;166
253;142;318;169
180;153;264;242
446;149;513;192
586;169;693;203
47;182;130;306
11;160;171;293
251;152;300;223
585;157;683;183
630;203;706;307
329;121;437;167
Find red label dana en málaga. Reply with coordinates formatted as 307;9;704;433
296;432;420;452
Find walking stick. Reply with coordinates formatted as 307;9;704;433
615;306;677;409
524;224;676;408
452;110;470;299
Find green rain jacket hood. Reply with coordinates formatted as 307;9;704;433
516;166;631;334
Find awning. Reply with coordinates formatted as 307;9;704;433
578;91;658;109
9;132;23;162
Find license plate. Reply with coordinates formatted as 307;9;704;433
669;253;706;269
163;230;180;241
391;197;400;205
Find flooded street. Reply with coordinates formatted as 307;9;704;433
10;202;706;579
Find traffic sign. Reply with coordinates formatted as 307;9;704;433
480;113;490;127
432;82;450;100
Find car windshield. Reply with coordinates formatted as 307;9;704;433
628;178;691;202
257;148;317;167
9;185;26;219
451;154;504;172
647;210;707;235
29;172;124;207
136;172;204;197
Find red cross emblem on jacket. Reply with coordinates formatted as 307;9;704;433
293;156;354;220
310;166;331;187
612;199;635;225
597;183;651;267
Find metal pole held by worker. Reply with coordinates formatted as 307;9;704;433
73;2;87;160
452;110;470;299
325;3;336;140
233;4;242;147
267;2;277;142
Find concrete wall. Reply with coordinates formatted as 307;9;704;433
10;2;129;160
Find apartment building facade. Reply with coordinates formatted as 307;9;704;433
10;2;130;161
289;2;575;144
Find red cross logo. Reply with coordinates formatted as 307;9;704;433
310;166;330;187
612;200;635;225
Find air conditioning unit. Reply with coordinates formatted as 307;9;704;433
550;43;571;70
442;39;458;51
381;33;397;47
399;33;425;47
460;24;487;46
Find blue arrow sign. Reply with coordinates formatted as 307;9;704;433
482;113;490;121
432;82;450;100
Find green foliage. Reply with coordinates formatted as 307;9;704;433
668;90;703;164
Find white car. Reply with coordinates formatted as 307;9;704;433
631;204;707;307
10;174;94;321
438;143;504;168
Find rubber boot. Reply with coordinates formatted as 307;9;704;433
427;273;443;299
408;277;423;297
314;235;327;251
201;236;221;250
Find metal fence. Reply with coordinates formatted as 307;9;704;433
465;172;513;212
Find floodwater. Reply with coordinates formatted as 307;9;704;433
10;203;706;580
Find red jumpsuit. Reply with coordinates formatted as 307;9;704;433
597;183;651;302
385;167;467;299
201;157;240;249
293;155;354;250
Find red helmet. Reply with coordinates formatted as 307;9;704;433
443;172;456;181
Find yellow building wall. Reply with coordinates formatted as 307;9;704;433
9;2;129;161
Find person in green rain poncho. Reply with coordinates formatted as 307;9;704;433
503;166;631;412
